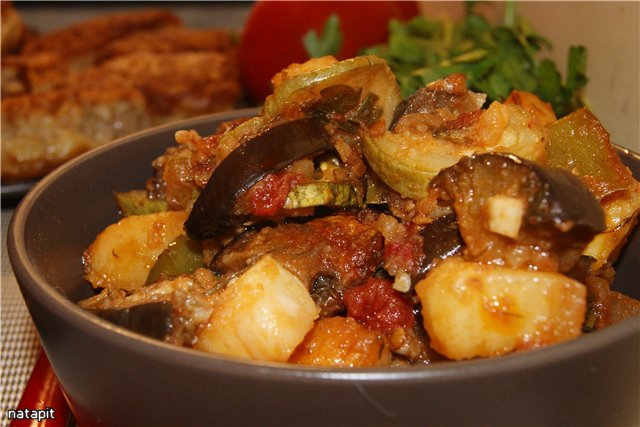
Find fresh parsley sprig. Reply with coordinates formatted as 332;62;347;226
303;3;588;117
303;14;343;58
363;2;587;117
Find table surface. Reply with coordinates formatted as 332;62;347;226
1;203;41;427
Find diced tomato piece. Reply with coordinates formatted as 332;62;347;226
383;236;425;277
344;277;414;334
246;172;306;216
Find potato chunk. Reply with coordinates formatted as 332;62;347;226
195;255;319;362
289;317;392;367
415;258;586;360
83;210;188;292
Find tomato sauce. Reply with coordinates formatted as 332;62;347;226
344;277;414;334
246;172;307;216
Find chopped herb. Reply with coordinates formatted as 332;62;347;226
303;3;588;117
361;3;588;117
303;14;343;58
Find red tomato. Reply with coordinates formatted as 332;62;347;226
238;1;419;103
344;277;415;334
246;172;306;216
394;1;421;20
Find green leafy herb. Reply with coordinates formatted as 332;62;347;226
303;14;343;58
358;3;588;117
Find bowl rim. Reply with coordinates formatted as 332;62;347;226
7;108;640;383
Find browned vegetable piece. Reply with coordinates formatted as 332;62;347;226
389;73;485;131
309;274;345;318
80;274;217;346
289;317;392;367
363;80;546;200
265;56;401;128
608;291;640;324
210;214;383;294
307;84;383;130
570;256;640;330
426;153;605;273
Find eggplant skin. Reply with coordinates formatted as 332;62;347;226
526;162;606;233
389;73;485;131
185;118;332;240
85;301;173;340
428;153;606;272
419;214;463;277
210;214;383;292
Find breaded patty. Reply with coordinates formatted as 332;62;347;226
20;9;181;66
98;26;236;60
1;88;150;182
92;51;241;121
1;8;242;183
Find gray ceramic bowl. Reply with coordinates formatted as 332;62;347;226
8;109;640;427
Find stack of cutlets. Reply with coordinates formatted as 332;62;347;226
1;4;242;183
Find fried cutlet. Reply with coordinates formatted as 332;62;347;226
2;9;184;97
1;8;242;183
20;9;181;69
2;51;70;96
98;26;237;60
1;88;151;182
88;51;242;121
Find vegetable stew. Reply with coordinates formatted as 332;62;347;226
79;55;640;366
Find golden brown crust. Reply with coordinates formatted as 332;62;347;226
1;8;241;182
1;56;28;97
21;9;181;60
95;51;241;120
1;88;150;182
3;51;71;95
98;26;237;60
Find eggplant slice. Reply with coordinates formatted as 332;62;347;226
427;153;606;273
210;213;383;293
419;214;463;277
185;118;333;240
86;302;173;340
